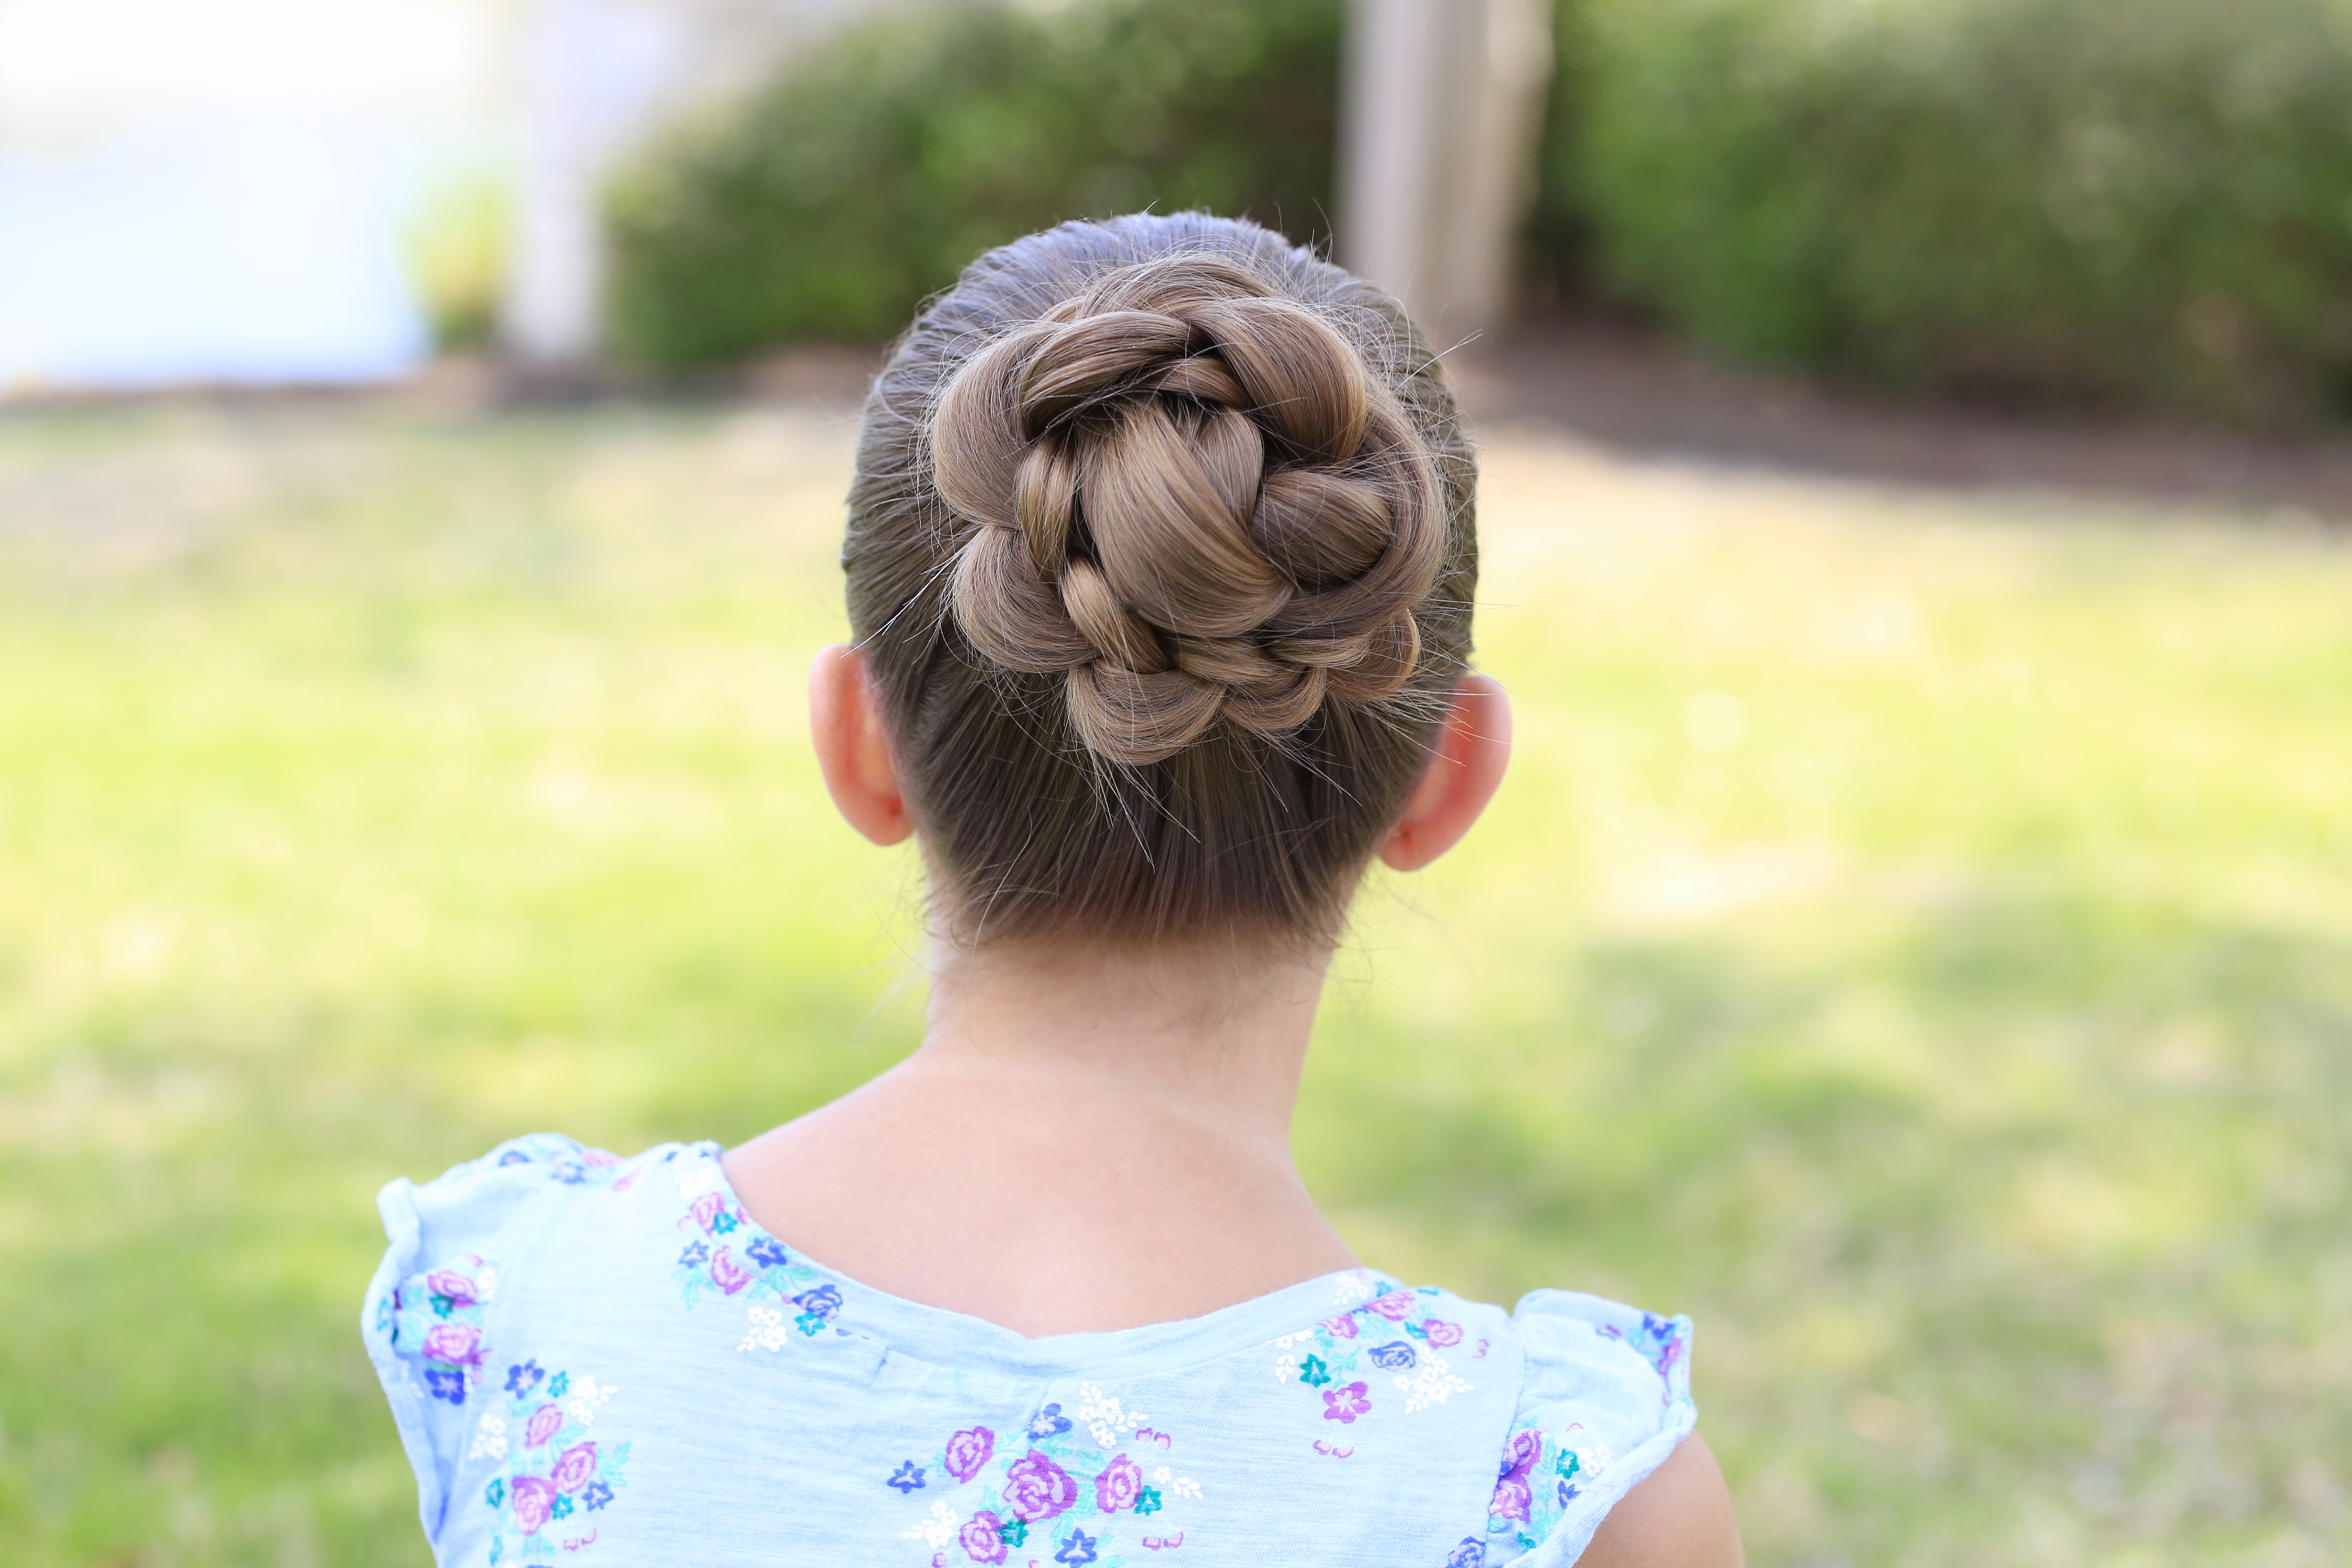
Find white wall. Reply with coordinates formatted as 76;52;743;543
0;0;503;389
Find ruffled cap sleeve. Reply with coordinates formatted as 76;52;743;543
359;1134;607;1546
1476;1290;1698;1566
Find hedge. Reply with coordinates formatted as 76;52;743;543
605;0;1341;367
1544;0;2352;423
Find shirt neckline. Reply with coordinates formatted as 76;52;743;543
684;1139;1401;1381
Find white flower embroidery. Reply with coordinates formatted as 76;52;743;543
1078;1382;1148;1449
674;1155;728;1203
1332;1273;1374;1306
902;1500;959;1548
1268;1330;1315;1351
1152;1466;1203;1501
1393;1352;1473;1413
562;1374;615;1427
1556;1425;1615;1486
467;1410;509;1461
1272;1354;1302;1384
738;1305;793;1353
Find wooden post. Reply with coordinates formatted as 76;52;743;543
1338;0;1552;346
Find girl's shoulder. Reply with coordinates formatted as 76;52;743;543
360;1135;1699;1566
360;1134;693;1545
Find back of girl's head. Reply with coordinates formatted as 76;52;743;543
845;212;1478;951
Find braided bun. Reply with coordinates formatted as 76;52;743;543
844;213;1476;948
928;256;1446;765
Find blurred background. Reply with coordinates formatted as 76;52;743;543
2;1;2349;1565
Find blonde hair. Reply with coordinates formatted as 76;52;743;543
845;214;1477;947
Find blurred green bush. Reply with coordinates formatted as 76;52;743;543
403;167;513;355
1542;0;2352;423
605;0;1341;367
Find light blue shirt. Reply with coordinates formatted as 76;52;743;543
363;1136;1696;1567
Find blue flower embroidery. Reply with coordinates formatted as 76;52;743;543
746;1236;790;1270
1445;1538;1485;1568
550;1160;587;1185
678;1241;710;1268
1370;1340;1418;1370
583;1479;615;1512
1054;1528;1098;1565
793;1283;842;1321
887;1461;926;1494
1558;1479;1581;1508
423;1367;467;1404
1027;1403;1073;1441
497;1149;532;1166
549;1371;570;1398
504;1359;544;1397
484;1478;506;1509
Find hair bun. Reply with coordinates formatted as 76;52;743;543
929;255;1446;765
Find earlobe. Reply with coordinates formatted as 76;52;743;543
809;644;915;847
1378;675;1512;873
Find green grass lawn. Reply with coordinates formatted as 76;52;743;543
1;398;2346;1568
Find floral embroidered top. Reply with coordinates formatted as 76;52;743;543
363;1136;1697;1568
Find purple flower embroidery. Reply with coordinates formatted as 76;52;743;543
944;1426;996;1485
1054;1528;1098;1566
1446;1538;1486;1568
504;1360;544;1397
887;1460;926;1493
708;1246;753;1296
1422;1318;1464;1348
423;1366;467;1404
551;1441;598;1494
1003;1450;1078;1522
688;1192;727;1232
793;1283;843;1321
1093;1453;1144;1513
510;1475;557;1535
425;1270;478;1307
1319;1314;1360;1340
1321;1381;1372;1423
1026;1404;1072;1441
1491;1428;1543;1523
1370;1340;1417;1370
421;1323;483;1367
525;1402;564;1449
959;1511;1010;1565
746;1236;790;1270
1370;1290;1417;1321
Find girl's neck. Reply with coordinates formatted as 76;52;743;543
723;935;1361;1336
917;935;1324;1150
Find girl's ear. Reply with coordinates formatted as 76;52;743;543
1379;674;1512;872
809;644;914;846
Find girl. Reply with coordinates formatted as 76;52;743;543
364;214;1741;1567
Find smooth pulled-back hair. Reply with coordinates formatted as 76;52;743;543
845;213;1477;947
